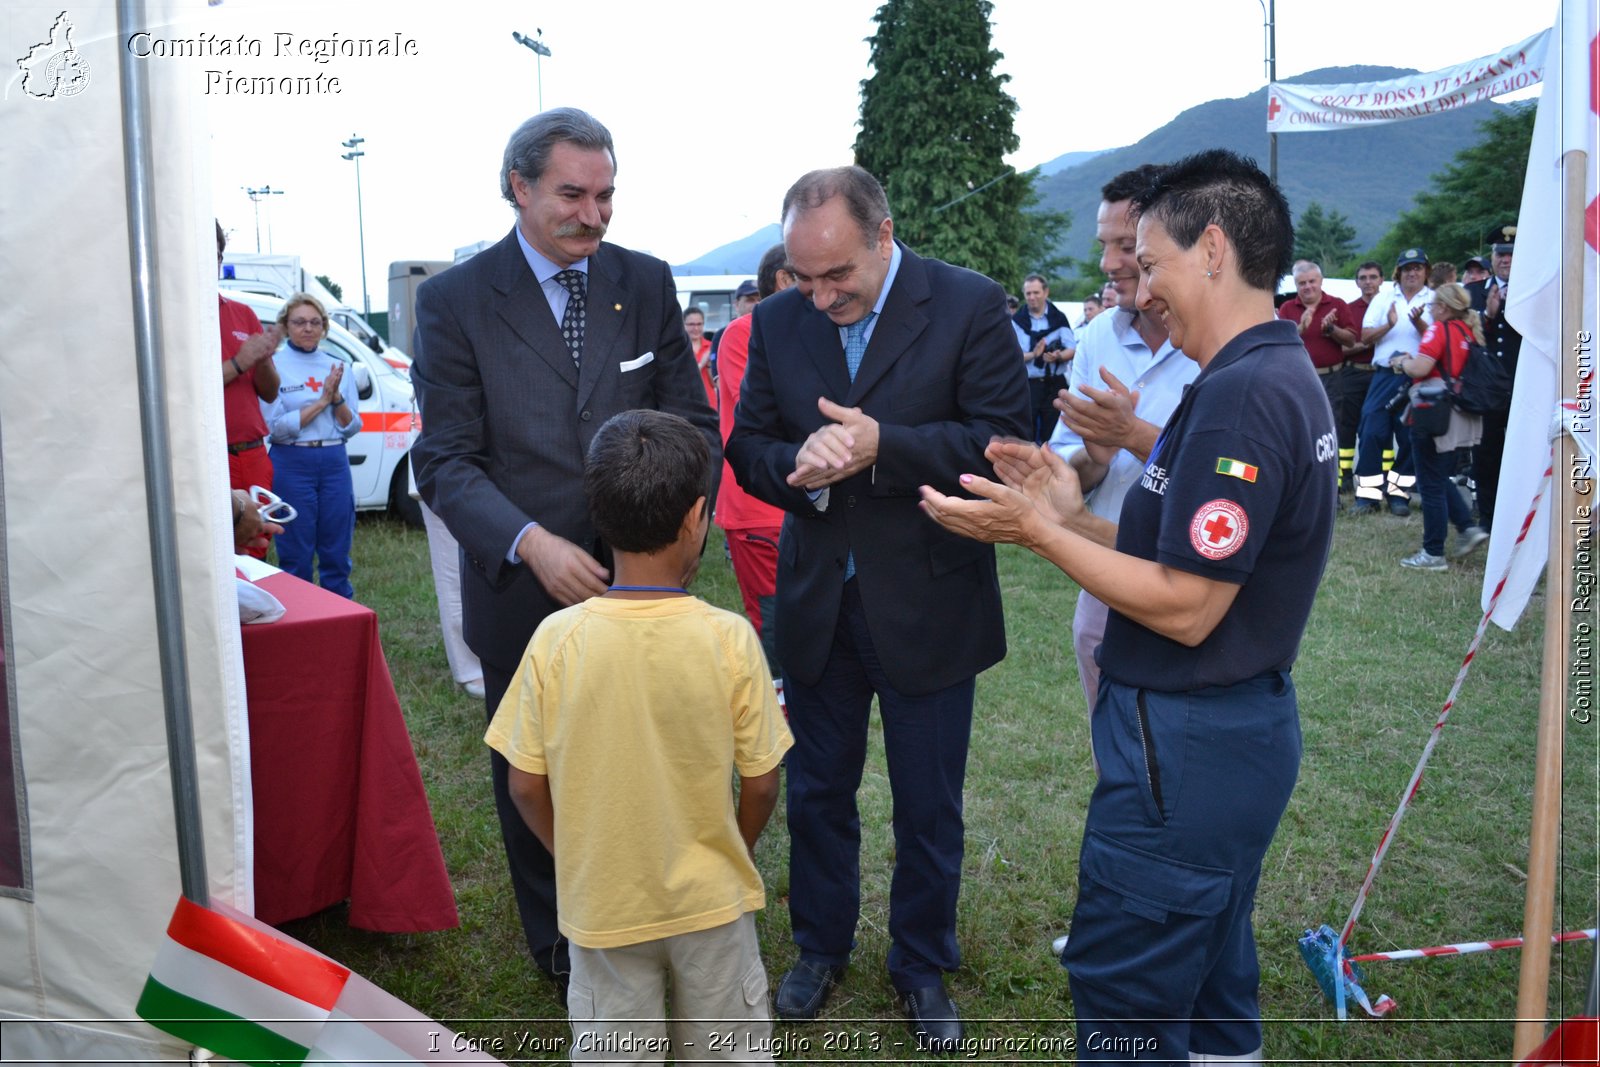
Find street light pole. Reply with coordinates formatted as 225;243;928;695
241;185;283;253
340;135;370;316
1257;0;1278;184
511;29;551;111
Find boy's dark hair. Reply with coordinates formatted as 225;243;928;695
585;410;711;553
1130;148;1293;293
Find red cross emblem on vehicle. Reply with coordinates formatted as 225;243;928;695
1189;499;1249;560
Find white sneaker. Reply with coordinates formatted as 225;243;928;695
1452;526;1489;558
1400;549;1447;572
462;677;487;699
1050;934;1069;956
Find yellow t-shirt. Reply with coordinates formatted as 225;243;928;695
485;595;792;949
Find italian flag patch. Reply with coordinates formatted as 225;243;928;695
1216;457;1259;483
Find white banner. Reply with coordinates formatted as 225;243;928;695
1267;28;1550;133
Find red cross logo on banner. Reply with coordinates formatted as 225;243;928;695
1189;499;1249;561
1267;95;1282;122
305;375;322;391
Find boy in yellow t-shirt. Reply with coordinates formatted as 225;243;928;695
486;409;792;1062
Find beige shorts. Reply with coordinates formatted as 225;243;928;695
568;912;773;1064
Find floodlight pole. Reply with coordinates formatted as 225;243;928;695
242;185;283;254
512;29;551;111
341;135;370;316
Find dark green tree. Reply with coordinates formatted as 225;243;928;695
315;274;343;302
1293;202;1358;275
854;0;1064;288
1369;104;1536;269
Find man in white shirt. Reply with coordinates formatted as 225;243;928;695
1048;164;1199;719
1353;248;1432;516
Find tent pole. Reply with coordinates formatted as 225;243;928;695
117;0;208;907
1511;146;1588;1061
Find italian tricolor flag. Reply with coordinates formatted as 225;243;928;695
1215;458;1259;483
137;896;500;1065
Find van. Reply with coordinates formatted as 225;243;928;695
675;274;751;335
230;290;422;526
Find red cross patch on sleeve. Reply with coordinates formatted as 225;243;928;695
1189;499;1249;560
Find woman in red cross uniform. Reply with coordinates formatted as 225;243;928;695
266;294;363;598
921;149;1337;1064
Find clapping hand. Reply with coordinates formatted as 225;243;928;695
918;438;1086;549
788;398;880;490
320;361;344;403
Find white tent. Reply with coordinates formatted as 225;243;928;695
1;1;252;1059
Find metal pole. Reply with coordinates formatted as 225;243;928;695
1265;0;1278;184
242;185;283;255
342;135;369;316
512;30;552;112
118;0;208;907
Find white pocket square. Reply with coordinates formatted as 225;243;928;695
619;351;655;372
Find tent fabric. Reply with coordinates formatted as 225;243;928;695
0;1;251;1060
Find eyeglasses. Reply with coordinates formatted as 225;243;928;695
287;318;324;329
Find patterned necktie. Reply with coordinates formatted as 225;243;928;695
555;269;586;367
844;312;876;381
841;312;875;581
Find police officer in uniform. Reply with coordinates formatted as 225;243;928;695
1464;225;1520;533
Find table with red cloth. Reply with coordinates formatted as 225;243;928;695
240;570;458;932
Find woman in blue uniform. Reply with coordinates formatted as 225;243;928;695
921;149;1336;1064
267;293;362;598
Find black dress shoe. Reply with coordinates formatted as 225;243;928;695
899;984;963;1052
1350;500;1378;515
775;959;845;1020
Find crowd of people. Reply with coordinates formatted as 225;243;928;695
219;103;1523;1064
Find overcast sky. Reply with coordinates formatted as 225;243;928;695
167;0;1556;310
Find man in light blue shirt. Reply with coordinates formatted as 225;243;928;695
1047;165;1197;721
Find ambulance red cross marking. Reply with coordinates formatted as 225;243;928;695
1189;499;1249;561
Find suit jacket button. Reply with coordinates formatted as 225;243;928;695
580;410;592;422
847;495;857;508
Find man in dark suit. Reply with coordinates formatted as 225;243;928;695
1464;224;1520;532
409;108;718;1000
725;166;1029;1048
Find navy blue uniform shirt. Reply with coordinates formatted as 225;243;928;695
1099;319;1337;692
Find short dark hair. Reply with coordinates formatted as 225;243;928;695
585;410;710;554
1082;294;1103;308
682;307;704;323
756;243;789;299
1357;260;1383;275
501;108;615;206
781;166;890;246
215;219;226;257
1023;273;1049;289
1130;149;1292;293
1101;163;1168;205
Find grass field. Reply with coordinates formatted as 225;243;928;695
280;500;1598;1063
